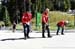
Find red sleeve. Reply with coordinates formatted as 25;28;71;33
29;13;32;21
22;13;26;24
61;21;65;27
42;15;47;23
58;21;65;27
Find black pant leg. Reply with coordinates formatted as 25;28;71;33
42;23;45;37
61;27;64;35
56;26;60;35
46;25;51;37
13;24;16;32
27;24;30;37
23;24;27;38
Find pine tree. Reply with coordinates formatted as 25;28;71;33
3;6;11;26
64;0;71;11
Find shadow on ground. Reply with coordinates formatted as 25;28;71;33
0;34;57;41
0;36;54;41
0;38;25;41
0;37;43;41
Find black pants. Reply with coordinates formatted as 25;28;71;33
56;25;64;35
23;24;30;38
42;23;50;37
13;24;16;32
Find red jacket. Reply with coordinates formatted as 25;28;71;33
22;12;32;24
42;12;48;24
57;21;66;27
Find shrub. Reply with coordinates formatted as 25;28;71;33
0;21;5;26
67;21;74;27
3;6;11;26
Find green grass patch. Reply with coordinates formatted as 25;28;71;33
13;11;75;30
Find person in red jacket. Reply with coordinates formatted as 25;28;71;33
22;11;32;39
42;8;52;38
56;20;68;35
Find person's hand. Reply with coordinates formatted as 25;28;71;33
26;22;30;25
61;26;65;29
46;23;48;26
64;26;66;29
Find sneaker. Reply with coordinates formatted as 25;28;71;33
27;36;30;38
48;35;52;38
56;34;59;35
24;37;26;40
24;36;27;40
61;34;64;35
42;36;46;38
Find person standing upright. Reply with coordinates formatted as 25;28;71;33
22;11;32;39
42;8;52;38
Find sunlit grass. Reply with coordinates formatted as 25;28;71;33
13;11;75;30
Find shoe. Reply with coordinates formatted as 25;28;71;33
24;35;27;40
27;36;30;38
56;34;59;35
24;37;26;40
42;36;46;38
61;34;64;35
48;35;52;38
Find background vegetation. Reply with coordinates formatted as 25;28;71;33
0;0;75;30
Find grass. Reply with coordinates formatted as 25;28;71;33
0;21;5;26
11;11;75;30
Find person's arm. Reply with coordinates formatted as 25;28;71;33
43;16;47;24
26;15;32;25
